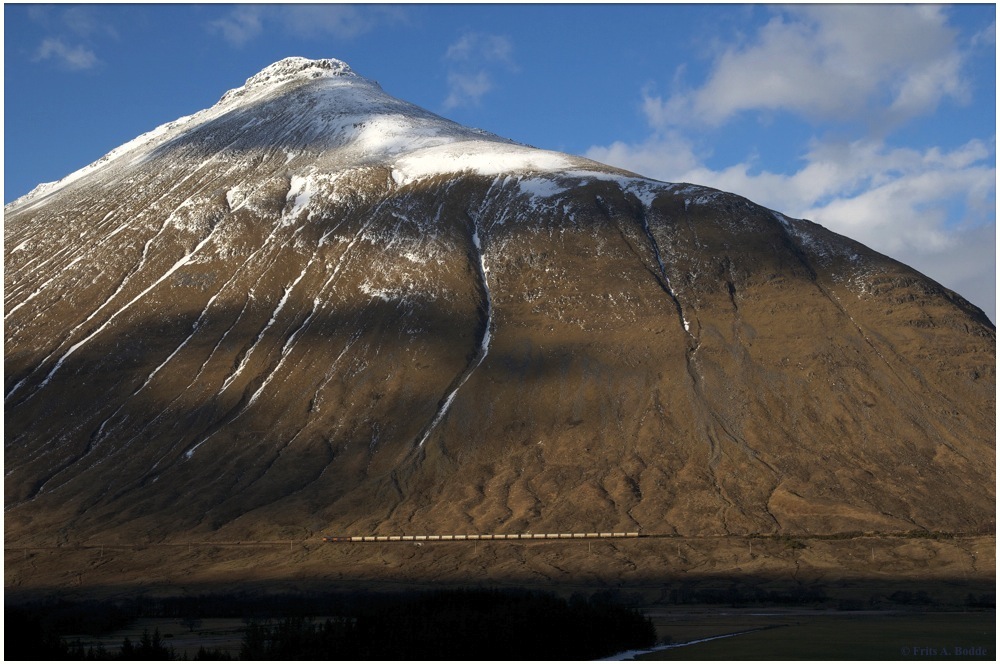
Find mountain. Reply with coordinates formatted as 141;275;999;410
4;57;995;552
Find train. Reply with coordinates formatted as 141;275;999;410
321;532;642;542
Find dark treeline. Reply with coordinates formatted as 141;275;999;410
12;584;987;660
240;589;656;659
3;619;175;661
5;588;656;660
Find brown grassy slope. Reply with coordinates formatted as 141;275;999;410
4;171;994;553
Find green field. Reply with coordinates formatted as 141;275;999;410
639;611;994;660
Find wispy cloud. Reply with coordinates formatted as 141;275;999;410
207;5;405;47
207;6;263;47
442;32;514;109
444;71;494;110
34;37;99;70
278;5;375;39
649;5;969;129
446;32;513;64
60;5;118;40
27;6;115;71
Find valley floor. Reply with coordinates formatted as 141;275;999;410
9;602;995;661
6;531;994;659
629;609;995;660
6;533;993;607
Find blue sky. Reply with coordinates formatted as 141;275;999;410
4;3;996;320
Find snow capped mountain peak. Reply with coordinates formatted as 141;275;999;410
6;56;641;213
253;56;356;82
203;57;646;185
219;57;360;104
5;50;995;565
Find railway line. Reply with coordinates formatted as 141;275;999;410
321;532;643;543
5;530;980;553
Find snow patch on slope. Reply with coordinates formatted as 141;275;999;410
283;175;316;224
563;170;665;204
518;177;568;199
773;210;861;264
391;142;574;187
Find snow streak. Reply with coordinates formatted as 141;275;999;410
638;208;691;334
415;212;493;449
7;227;221;403
3;256;84;319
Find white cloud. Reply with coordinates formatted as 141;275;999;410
207;5;404;47
444;71;493;110
586;135;996;320
651;5;968;128
277;5;375;39
812;183;995;322
585;5;995;320
442;32;514;109
34;37;99;70
971;19;995;47
801;146;995;256
207;6;263;47
585;132;703;182
28;6;114;71
446;33;513;65
60;6;118;40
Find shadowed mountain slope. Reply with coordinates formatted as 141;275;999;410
4;58;994;550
